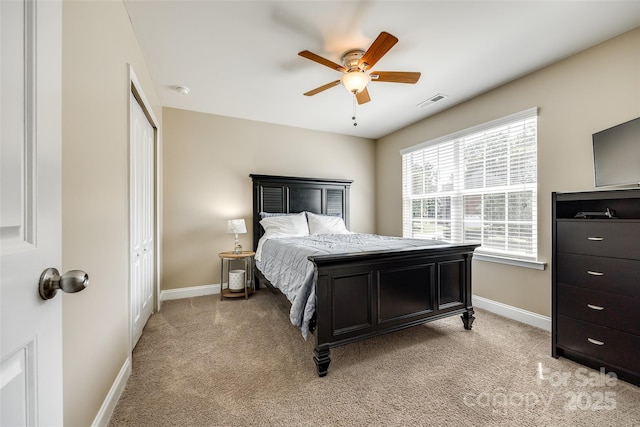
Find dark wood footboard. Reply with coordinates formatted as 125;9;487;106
309;244;478;376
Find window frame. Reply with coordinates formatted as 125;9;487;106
400;108;544;269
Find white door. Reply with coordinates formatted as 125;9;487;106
1;1;64;425
130;89;155;348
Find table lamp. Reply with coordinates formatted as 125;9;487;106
227;219;247;254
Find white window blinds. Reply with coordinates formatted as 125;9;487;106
401;108;538;260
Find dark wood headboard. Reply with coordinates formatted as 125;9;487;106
250;174;353;251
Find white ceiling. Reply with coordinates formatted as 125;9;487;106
124;1;640;140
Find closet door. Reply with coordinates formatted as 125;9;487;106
130;91;155;348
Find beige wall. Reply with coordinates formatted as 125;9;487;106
62;1;162;426
376;28;640;317
162;108;376;290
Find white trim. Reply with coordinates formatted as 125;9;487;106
91;357;131;427
160;284;220;302
473;295;551;331
400;107;538;155
128;67;159;127
473;253;546;270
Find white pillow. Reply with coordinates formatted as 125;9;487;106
306;212;350;235
259;212;309;239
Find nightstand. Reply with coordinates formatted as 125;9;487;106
219;251;255;300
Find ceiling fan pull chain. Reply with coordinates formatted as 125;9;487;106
352;94;358;126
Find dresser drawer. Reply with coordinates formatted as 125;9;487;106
556;253;640;297
557;315;640;373
557;221;640;259
557;284;639;335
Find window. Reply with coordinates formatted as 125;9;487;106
401;108;538;262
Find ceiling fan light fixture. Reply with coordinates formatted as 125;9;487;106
299;31;416;106
341;71;370;94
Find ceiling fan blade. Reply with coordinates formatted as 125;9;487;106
359;31;398;70
356;87;371;105
303;80;341;96
298;50;347;72
370;71;421;84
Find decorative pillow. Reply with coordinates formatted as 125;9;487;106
259;212;309;238
306;212;350;235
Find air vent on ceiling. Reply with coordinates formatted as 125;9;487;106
417;93;448;108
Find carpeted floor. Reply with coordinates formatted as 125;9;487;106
109;290;640;426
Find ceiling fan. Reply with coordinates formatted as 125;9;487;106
298;31;421;105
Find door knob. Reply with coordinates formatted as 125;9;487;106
39;268;89;300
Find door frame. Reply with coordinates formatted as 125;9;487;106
128;65;161;351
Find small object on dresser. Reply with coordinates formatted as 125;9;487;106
574;208;617;219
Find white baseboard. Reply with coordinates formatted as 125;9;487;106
91;356;131;427
473;295;551;332
156;285;551;332
160;283;219;302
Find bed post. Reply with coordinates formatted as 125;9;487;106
312;266;332;376
461;310;475;330
313;345;331;377
461;252;475;330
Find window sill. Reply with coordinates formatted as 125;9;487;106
473;253;546;270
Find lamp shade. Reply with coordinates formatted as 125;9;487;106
341;70;370;94
226;219;247;234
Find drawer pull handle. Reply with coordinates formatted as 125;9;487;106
587;304;604;311
587;271;604;276
587;237;604;241
587;338;605;346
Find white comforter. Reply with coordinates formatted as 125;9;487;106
255;233;449;338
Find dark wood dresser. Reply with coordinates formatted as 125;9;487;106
552;189;640;386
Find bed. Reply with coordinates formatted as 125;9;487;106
251;174;480;376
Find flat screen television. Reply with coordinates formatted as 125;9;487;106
592;116;640;187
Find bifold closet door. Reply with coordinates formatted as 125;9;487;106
130;91;155;348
